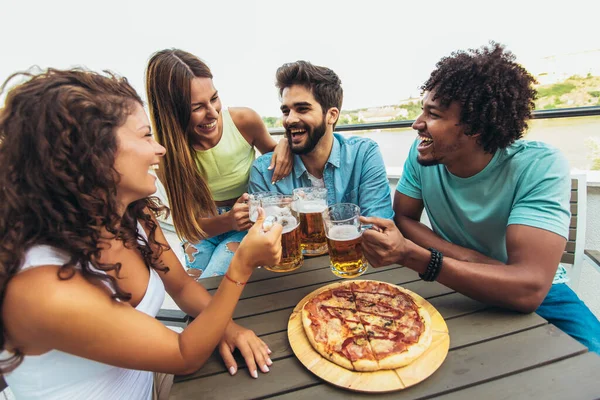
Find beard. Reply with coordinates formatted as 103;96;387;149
416;140;464;167
286;119;327;155
416;156;440;167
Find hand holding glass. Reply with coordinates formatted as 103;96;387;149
249;192;281;223
261;195;303;272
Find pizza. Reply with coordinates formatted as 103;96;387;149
301;280;432;371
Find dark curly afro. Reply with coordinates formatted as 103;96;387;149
422;42;537;153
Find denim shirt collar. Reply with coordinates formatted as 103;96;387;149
292;133;342;178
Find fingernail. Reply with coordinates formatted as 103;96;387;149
229;366;236;376
267;348;272;354
271;182;275;185
266;358;273;366
252;370;258;379
262;365;270;372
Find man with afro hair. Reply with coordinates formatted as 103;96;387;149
361;42;600;353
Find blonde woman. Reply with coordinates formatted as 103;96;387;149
146;49;292;277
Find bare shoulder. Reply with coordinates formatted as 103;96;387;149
228;107;264;132
3;265;113;351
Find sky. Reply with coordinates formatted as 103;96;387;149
1;0;599;117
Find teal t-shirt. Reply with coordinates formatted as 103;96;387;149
397;139;571;283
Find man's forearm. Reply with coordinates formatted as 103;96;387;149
199;214;233;238
400;240;548;313
397;215;502;265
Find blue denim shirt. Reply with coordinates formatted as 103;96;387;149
249;133;393;219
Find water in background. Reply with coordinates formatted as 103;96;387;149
339;115;600;171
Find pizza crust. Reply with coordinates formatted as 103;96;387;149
377;301;432;369
324;349;355;371
352;358;379;372
302;301;355;370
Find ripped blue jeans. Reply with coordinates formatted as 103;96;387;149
183;206;248;278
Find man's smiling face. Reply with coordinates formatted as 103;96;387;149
412;90;470;167
280;84;329;155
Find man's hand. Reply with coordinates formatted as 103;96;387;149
361;216;408;267
219;321;272;378
228;194;252;231
268;139;293;184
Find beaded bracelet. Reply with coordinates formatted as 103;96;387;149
419;248;444;282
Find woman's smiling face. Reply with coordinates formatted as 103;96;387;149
113;102;166;207
189;77;222;140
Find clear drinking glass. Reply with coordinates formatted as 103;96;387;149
261;195;303;272
322;203;369;278
249;191;281;222
292;187;328;256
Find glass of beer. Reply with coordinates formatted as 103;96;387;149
261;195;303;272
292;187;328;256
249;191;281;223
322;203;369;278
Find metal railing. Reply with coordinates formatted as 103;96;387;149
268;105;600;135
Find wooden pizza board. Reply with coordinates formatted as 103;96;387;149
287;280;450;393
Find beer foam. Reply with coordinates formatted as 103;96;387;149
327;225;361;241
279;216;299;234
296;202;327;213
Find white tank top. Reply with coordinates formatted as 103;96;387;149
4;223;165;400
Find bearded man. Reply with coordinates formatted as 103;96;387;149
248;60;393;220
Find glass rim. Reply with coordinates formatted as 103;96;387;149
323;202;361;223
249;191;282;200
292;187;327;195
261;194;294;206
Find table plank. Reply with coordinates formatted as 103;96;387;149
175;306;545;383
442;307;547;349
231;267;422;318
171;325;585;400
170;356;314;400
199;255;364;290
211;264;406;300
233;291;483;338
435;351;600;400
269;325;587;400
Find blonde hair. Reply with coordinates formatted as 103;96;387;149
146;49;217;243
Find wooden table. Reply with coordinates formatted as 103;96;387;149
168;256;600;399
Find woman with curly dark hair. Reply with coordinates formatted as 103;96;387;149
0;69;282;399
361;42;600;354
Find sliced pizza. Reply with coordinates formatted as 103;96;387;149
301;280;432;371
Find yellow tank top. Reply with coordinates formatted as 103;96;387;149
194;109;256;201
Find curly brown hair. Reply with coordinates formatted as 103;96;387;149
422;42;538;153
0;69;169;372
